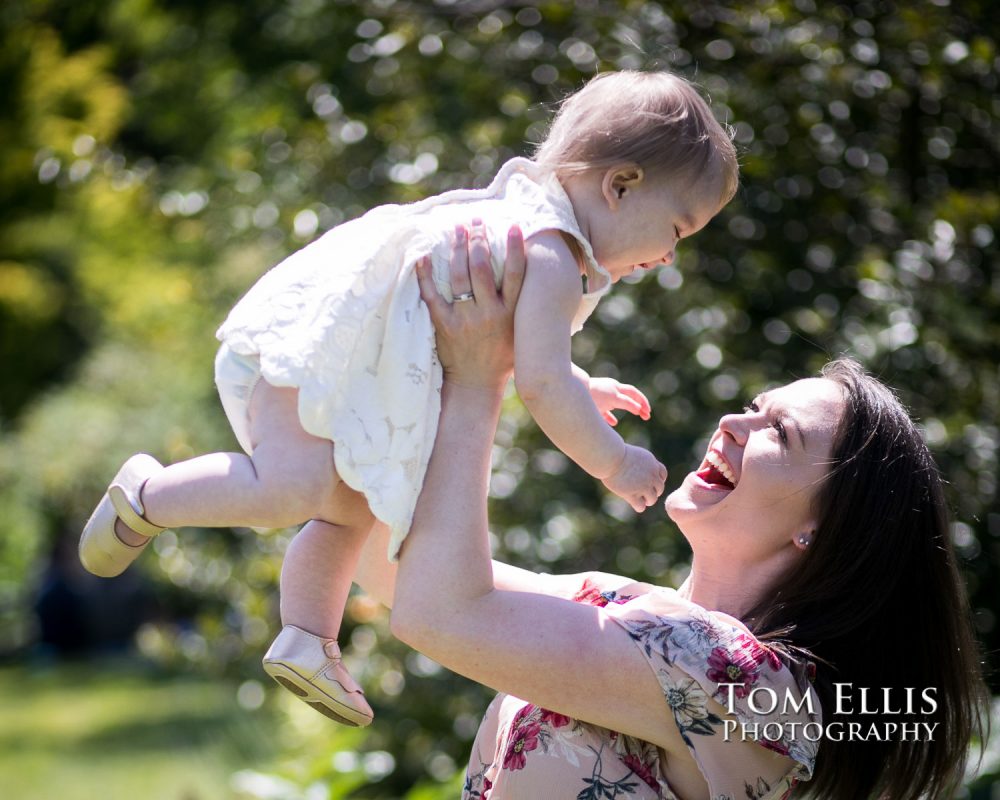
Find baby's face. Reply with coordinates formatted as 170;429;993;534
591;174;721;283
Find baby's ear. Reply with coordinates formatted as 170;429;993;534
603;164;644;207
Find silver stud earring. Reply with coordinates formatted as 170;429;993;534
797;535;810;547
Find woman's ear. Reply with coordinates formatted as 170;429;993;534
794;528;816;551
602;164;644;208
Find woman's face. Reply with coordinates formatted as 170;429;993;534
665;377;845;562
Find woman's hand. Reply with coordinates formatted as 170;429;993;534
415;219;526;392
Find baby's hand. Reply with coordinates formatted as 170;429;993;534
601;444;667;512
588;378;651;426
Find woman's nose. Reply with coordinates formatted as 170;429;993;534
718;412;749;446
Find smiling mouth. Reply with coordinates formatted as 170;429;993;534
695;451;736;490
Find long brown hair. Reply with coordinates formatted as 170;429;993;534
745;358;989;799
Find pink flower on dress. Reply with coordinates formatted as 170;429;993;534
539;708;571;727
621;754;659;791
481;776;492;800
734;633;782;671
511;703;534;726
706;641;765;697
761;644;783;671
503;719;541;770
572;578;632;607
759;736;791;757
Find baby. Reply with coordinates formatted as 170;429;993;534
80;71;738;726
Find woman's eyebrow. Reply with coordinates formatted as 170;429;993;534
789;415;806;449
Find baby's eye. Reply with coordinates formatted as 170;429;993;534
743;400;760;413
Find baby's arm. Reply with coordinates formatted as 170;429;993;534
514;232;665;510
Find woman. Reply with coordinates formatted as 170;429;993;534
320;223;988;799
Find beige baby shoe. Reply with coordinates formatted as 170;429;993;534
263;625;374;726
79;453;167;577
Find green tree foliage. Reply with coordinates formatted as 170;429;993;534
1;0;997;796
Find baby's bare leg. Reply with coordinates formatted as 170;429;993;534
137;381;340;531
265;482;378;726
281;483;377;639
353;521;397;608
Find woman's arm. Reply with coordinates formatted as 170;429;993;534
389;222;685;753
351;516;626;608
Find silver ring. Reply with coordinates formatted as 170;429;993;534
453;292;475;303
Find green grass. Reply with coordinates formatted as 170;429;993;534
0;658;280;800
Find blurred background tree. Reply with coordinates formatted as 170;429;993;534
0;0;997;797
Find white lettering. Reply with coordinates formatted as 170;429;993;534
881;687;900;715
717;716;939;744
782;686;816;716
717;683;743;714
762;722;784;742
921;687;939;715
747;687;778;715
900;723;921;741
834;682;853;714
803;722;824;741
863;723;884;741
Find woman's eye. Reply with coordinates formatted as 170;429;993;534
744;400;788;443
773;420;788;444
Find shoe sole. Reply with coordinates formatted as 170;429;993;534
262;661;373;727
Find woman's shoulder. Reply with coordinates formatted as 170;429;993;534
596;585;822;782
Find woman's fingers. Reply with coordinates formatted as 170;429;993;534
449;224;473;300
415;256;451;325
465;219;493;304
449;220;525;314
500;224;526;309
427;222;518;388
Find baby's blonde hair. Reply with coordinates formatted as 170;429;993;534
534;71;739;209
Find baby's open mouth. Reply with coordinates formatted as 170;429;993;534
696;450;736;490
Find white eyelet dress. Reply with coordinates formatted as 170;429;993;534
215;158;612;560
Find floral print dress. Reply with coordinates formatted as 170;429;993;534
462;576;821;800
